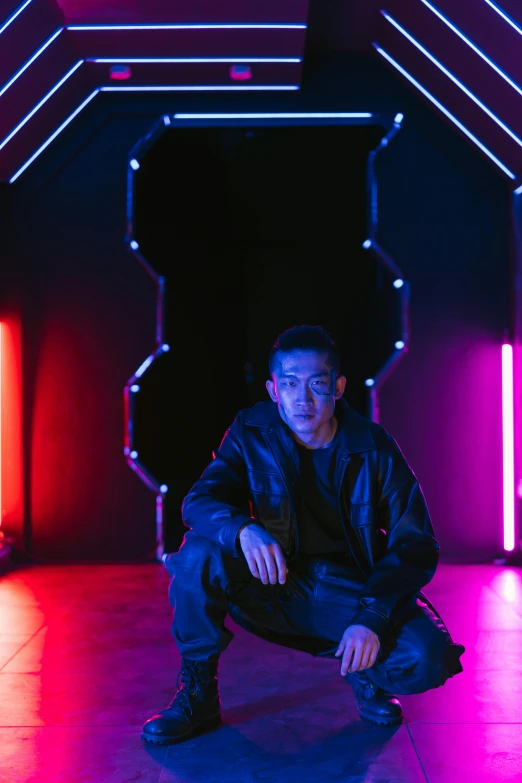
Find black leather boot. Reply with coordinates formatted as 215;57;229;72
142;657;222;744
346;670;403;726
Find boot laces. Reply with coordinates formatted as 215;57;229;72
351;672;381;701
166;661;208;718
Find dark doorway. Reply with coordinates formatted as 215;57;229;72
133;123;397;551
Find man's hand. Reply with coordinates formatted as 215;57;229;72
335;624;381;676
239;524;288;585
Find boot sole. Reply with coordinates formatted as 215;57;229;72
141;714;222;745
358;709;403;727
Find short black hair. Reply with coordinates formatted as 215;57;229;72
268;325;341;377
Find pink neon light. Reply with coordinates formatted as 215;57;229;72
0;323;2;527
502;344;515;551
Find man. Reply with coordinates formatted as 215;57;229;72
142;325;465;744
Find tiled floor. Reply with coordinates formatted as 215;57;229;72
0;562;521;782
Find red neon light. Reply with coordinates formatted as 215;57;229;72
0;318;23;534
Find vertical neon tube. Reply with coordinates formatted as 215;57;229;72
502;344;515;551
0;323;2;527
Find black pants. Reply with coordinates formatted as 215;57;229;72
165;530;465;696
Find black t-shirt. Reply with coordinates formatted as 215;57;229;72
296;429;350;557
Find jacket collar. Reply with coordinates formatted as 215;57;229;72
244;397;375;454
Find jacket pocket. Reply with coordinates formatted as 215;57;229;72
248;469;288;497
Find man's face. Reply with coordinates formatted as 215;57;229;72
266;350;346;436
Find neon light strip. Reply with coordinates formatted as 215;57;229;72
91;57;302;63
174;112;373;119
100;85;299;91
383;13;522;149
515;184;522;194
68;23;307;30
502;344;515;551
134;355;154;378
420;0;522;99
0;323;2;526
0;61;83;153
484;0;522;35
0;0;32;36
9;89;99;183
0;28;62;99
374;46;516;179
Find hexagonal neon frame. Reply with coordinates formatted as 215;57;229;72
124;112;408;558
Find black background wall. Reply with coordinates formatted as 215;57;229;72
1;54;511;561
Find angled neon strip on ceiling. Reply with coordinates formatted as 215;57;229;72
0;28;62;99
0;61;83;153
374;45;516;178
420;0;522;99
483;0;522;35
9;89;99;182
383;12;522;149
0;0;32;36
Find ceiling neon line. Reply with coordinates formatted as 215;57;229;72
483;0;522;35
0;28;62;99
0;61;83;153
9;89;99;183
374;45;515;178
67;23;307;31
90;57;302;63
383;12;522;149
0;0;32;36
420;0;522;99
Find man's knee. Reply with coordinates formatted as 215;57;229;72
164;531;224;577
397;629;461;693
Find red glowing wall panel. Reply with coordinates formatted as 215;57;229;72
0;317;23;539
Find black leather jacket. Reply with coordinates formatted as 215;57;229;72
182;397;440;639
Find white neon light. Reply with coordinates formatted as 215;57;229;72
515;184;522;195
0;61;83;154
130;159;140;170
130;384;140;392
92;57;302;64
365;379;375;387
174;112;373;120
393;279;404;289
502;344;515;551
130;240;139;250
9;89;99;183
420;1;522;100
163;115;171;125
383;13;522;149
394;112;404;124
130;450;138;459
135;355;154;378
395;340;405;350
0;28;62;99
68;23;307;30
161;344;170;353
362;239;372;249
0;0;33;36
484;0;522;35
374;46;516;179
100;85;299;92
160;484;168;494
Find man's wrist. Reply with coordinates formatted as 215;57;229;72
235;520;255;552
235;520;263;553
